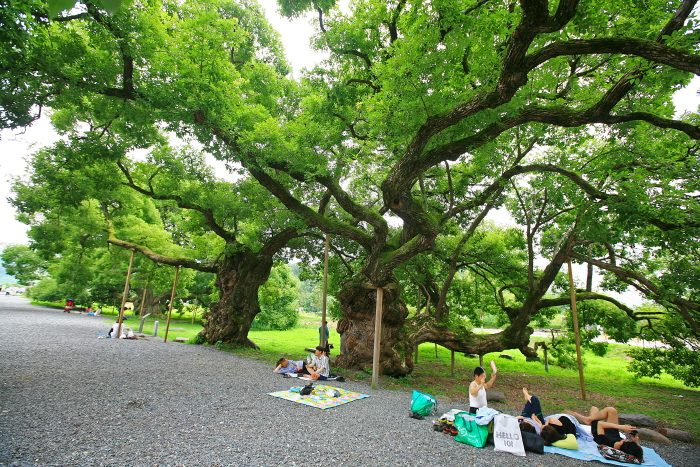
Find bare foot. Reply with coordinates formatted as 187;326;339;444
565;410;591;425
522;387;532;402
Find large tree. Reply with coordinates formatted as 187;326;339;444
12;140;307;347
4;0;700;376
233;0;700;375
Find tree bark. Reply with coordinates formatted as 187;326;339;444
133;288;169;317
199;252;274;349
334;277;411;376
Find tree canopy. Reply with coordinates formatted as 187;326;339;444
3;0;700;383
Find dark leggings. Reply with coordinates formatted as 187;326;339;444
521;395;544;420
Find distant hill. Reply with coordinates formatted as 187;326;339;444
0;264;18;286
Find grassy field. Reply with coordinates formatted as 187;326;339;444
47;304;700;441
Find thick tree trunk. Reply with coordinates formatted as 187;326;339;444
334;277;412;376
199;253;273;348
133;288;169;317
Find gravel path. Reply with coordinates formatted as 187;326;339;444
1;296;697;467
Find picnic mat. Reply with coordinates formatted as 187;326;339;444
267;384;370;410
544;436;671;467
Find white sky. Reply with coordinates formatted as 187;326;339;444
1;1;699;307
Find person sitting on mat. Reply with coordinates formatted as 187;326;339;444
305;346;330;381
273;358;305;374
569;406;644;462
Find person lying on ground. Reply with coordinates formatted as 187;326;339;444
273;358;306;374
305;346;330;381
569;406;644;462
469;362;497;414
517;387;544;435
540;413;580;445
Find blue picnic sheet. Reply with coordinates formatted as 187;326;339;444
544;435;672;467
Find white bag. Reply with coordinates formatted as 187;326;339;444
492;413;525;456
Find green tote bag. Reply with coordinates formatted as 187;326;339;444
455;413;489;448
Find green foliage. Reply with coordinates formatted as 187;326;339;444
548;338;583;369
278;0;337;19
193;333;206;345
628;346;700;388
0;244;47;285
47;0;136;19
26;277;62;302
252;263;300;330
625;304;700;388
6;0;700;377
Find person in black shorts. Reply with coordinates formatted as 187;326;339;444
570;406;643;462
516;387;545;434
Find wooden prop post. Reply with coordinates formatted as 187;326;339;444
567;259;586;400
163;266;181;343
321;233;330;348
415;288;420;363
451;350;456;377
372;286;384;390
116;250;135;339
535;341;549;372
138;287;147;319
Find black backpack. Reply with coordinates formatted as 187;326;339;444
300;383;314;395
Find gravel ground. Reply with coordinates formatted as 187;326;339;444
1;296;697;467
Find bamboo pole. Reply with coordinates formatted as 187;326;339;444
137;267;153;320
163;266;181;343
372;286;384;390
567;258;586;400
321;233;330;348
138;286;147;319
116;250;135;339
415;287;420;363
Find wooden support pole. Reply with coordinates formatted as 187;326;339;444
163;266;181;343
535;341;549;373
138;286;147;319
321;233;330;348
415;287;420;364
567;258;586;400
372;286;383;390
451;350;455;377
435;343;438;358
116;250;135;339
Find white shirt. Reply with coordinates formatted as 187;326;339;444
469;385;487;409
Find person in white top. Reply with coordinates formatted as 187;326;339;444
469;362;497;414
